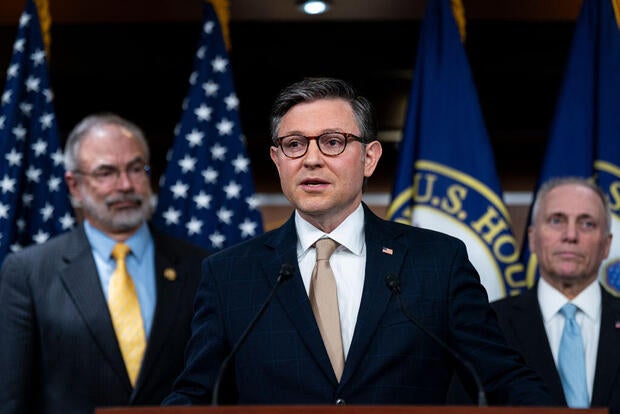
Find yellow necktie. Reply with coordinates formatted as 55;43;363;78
309;238;344;381
108;243;146;387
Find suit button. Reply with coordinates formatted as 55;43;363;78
335;399;346;405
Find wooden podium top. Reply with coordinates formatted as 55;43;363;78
95;405;608;414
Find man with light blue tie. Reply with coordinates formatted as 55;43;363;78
490;177;620;413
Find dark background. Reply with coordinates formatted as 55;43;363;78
0;1;579;194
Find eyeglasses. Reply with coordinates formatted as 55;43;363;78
274;132;364;159
74;162;151;186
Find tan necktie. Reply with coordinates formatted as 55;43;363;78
309;238;344;381
108;243;146;387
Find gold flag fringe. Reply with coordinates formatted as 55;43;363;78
451;0;466;43
33;0;52;58
207;0;231;50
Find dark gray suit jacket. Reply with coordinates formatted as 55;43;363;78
491;284;620;413
164;204;551;406
0;224;208;414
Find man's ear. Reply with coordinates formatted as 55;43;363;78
270;146;282;171
65;171;82;203
363;140;383;178
527;226;535;253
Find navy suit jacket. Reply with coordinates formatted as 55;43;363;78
490;284;620;413
164;205;551;406
0;224;208;414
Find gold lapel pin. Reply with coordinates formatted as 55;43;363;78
163;268;177;281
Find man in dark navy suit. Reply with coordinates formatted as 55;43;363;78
489;178;620;412
164;78;552;406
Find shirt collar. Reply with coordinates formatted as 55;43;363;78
537;277;601;322
83;220;152;263
295;203;365;256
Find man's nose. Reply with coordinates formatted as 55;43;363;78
563;221;578;242
303;139;323;165
115;169;134;189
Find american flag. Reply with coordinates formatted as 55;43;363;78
0;0;74;265
152;1;263;251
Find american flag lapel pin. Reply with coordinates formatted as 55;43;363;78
382;247;393;255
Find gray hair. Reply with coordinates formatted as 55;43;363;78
64;113;150;172
531;176;612;234
270;77;377;144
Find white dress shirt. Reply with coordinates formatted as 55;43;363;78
295;203;366;359
538;277;601;402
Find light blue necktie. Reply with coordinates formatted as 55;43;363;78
558;303;589;408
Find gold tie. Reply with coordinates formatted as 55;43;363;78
108;243;146;387
309;238;344;381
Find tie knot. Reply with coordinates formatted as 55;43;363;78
315;238;338;261
111;243;131;262
560;303;578;320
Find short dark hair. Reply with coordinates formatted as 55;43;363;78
531;176;611;234
270;77;377;144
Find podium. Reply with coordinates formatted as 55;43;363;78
96;406;608;414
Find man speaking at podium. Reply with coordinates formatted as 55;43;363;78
164;78;552;406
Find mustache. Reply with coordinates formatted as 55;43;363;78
105;193;144;207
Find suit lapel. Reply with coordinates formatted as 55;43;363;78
340;206;406;385
263;214;339;384
507;290;566;404
58;226;131;391
591;287;620;406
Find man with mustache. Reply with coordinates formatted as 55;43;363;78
0;113;209;414
488;177;620;412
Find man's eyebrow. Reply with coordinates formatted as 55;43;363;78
94;156;145;168
576;213;596;221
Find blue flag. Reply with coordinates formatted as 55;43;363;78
152;1;263;251
0;0;74;265
387;0;525;300
522;0;620;294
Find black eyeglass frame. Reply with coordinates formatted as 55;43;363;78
273;132;366;159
